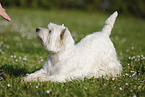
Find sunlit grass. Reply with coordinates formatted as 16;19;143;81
0;8;145;96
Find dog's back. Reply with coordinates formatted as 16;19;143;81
76;11;118;59
75;11;121;77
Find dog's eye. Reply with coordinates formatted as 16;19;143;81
49;30;51;33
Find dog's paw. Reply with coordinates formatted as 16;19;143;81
23;73;36;82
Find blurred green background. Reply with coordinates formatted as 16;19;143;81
0;0;145;96
1;0;145;18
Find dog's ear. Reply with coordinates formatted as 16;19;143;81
60;28;66;41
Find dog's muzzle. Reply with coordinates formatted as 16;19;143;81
36;28;41;39
36;28;40;32
36;28;43;43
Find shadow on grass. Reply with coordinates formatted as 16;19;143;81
0;64;40;77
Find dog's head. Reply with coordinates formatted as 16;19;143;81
36;23;74;53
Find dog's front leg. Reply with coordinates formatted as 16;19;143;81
24;69;47;82
43;56;54;75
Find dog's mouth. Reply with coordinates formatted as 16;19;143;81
37;37;46;48
37;36;43;44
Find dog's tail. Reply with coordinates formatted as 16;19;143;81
102;11;118;36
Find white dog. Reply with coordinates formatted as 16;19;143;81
24;11;122;82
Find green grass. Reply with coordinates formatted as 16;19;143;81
0;8;145;97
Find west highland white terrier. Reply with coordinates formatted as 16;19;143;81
24;11;122;82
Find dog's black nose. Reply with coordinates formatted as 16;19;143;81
36;28;40;32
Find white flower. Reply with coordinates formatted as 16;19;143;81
133;95;136;97
119;87;123;90
125;83;128;85
14;55;16;58
2;52;4;54
46;90;50;94
138;86;141;89
7;84;10;87
131;46;134;50
36;86;38;88
23;56;27;60
41;59;43;61
132;73;135;76
126;49;129;52
15;59;18;62
19;57;21;59
132;56;135;60
106;78;109;80
112;78;115;81
84;87;88;90
125;74;129;76
7;45;9;48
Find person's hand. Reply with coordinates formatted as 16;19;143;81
0;3;11;21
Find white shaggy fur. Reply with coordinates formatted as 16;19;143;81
24;11;122;82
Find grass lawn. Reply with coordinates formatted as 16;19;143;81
0;8;145;96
